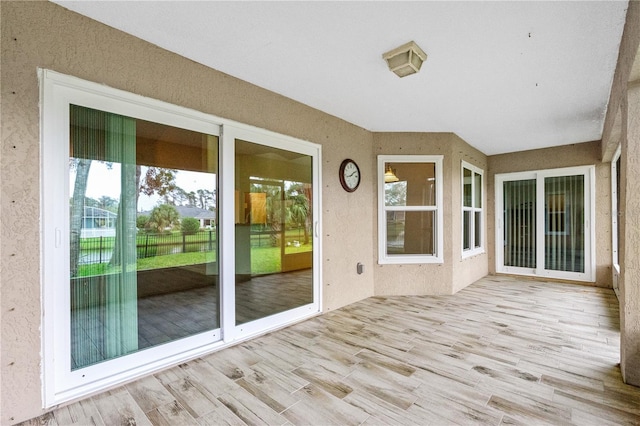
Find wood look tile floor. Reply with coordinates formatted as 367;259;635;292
22;275;640;425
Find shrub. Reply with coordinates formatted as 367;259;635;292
136;214;149;230
181;217;200;235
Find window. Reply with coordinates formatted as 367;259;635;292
612;145;621;274
378;155;443;264
41;70;321;407
462;162;484;257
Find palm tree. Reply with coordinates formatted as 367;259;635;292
148;204;180;234
286;183;311;244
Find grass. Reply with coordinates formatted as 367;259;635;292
77;242;312;277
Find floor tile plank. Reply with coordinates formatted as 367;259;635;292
24;276;640;426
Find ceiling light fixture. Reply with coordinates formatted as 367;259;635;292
384;164;399;183
382;41;427;78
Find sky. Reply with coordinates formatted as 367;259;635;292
71;162;216;211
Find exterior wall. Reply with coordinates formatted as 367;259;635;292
602;1;640;162
620;81;640;386
0;2;375;423
451;138;489;293
487;141;612;287
372;132;488;295
1;0;636;423
601;0;640;387
373;133;453;295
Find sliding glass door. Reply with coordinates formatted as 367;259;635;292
42;70;321;406
496;166;594;282
503;179;537;271
69;105;220;371
221;127;320;340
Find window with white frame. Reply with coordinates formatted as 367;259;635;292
462;162;484;257
612;145;621;271
378;155;443;264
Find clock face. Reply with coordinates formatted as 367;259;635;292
340;159;360;192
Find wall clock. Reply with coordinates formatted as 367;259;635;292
339;158;361;192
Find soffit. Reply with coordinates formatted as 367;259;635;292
52;1;629;155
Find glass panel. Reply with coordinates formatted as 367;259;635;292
235;140;313;325
615;156;621;263
463;168;472;207
463;210;471;250
544;175;584;272
384;180;407;206
474;211;482;248
386;211;435;255
474;172;482;208
385;162;436;207
69;105;219;370
503;179;536;268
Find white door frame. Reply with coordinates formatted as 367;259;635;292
40;69;322;407
495;165;595;282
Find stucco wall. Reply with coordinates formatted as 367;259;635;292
373;133;453;295
0;2;375;423
600;0;640;387
372;132;488;295
620;81;640;386
602;0;640;161
487;141;612;287
450;138;489;293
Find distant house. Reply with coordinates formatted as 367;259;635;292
176;206;216;228
80;206;118;238
139;205;216;229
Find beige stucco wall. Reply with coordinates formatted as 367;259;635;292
487;141;612;287
599;0;640;387
620;81;640;386
0;2;375;422
602;1;640;161
450;138;490;293
372;133;488;295
3;0;638;423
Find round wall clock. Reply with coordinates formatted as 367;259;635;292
339;158;361;192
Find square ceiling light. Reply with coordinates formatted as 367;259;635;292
382;41;427;78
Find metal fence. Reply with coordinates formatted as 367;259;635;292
79;230;217;265
79;227;309;265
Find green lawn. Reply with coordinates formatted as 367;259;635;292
77;242;312;277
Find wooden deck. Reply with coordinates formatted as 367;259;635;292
22;275;640;425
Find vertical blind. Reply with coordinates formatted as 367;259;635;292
70;105;138;369
503;175;585;274
544;175;584;273
503;179;536;268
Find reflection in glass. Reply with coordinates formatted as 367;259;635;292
235;140;313;325
463;168;472;207
386;211;436;255
384;180;407;206
383;161;438;258
474;211;482;248
69;105;219;370
474;173;482;208
544;175;584;272
503;179;536;268
385;163;436;206
463;211;471;250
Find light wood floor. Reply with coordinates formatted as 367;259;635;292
22;275;640;425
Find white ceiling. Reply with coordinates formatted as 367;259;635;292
53;1;629;155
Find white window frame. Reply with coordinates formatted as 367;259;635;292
461;161;484;258
40;69;322;407
611;144;621;296
377;155;443;264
